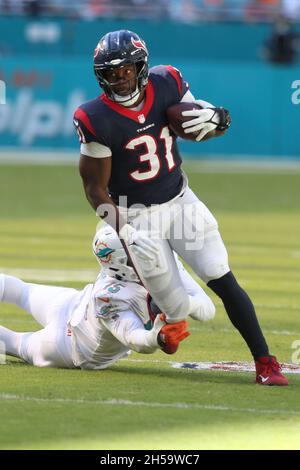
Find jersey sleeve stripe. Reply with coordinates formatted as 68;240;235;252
165;65;182;96
74;108;97;137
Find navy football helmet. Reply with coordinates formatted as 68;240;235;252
93;30;149;104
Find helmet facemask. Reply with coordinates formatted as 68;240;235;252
95;60;148;107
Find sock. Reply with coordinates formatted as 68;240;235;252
208;271;269;360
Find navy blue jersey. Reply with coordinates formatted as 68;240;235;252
74;65;189;207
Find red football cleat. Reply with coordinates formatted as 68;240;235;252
255;355;288;386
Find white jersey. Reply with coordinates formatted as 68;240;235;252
1;258;215;370
68;253;215;370
68;274;155;369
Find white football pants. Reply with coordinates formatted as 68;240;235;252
122;185;230;322
0;275;77;368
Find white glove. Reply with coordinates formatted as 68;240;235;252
119;224;159;261
182;108;220;141
147;314;166;348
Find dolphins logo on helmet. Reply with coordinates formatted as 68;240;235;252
93;225;139;282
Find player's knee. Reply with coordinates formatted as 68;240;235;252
27;334;64;368
207;271;240;299
201;262;230;285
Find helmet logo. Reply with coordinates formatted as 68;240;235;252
131;37;147;53
96;242;114;263
94;40;105;58
94;45;100;58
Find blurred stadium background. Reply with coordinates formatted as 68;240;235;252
1;0;300;159
1;0;300;451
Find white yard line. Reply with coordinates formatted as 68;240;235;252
0;151;77;165
0;393;299;416
183;159;300;174
1;152;300;172
0;267;97;282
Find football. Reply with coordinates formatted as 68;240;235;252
166;102;203;141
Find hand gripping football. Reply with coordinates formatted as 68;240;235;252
166;102;203;141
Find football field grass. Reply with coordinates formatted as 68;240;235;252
0;160;300;450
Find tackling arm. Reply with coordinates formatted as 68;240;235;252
103;310;160;354
103;310;189;355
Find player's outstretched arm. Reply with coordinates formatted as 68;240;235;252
103;310;190;355
102;309;161;354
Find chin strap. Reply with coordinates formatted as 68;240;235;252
112;87;141;107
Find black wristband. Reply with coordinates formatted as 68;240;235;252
208;107;231;131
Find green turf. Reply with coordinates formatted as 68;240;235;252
0;161;300;450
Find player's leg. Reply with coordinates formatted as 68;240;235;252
20;322;74;368
0;325;30;360
171;188;288;384
174;254;215;322
123;199;217;323
0;320;74;368
0;274;78;327
207;272;288;384
170;188;269;358
128;237;192;322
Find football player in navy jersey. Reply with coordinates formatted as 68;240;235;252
74;30;288;385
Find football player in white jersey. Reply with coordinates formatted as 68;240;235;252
0;225;215;370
